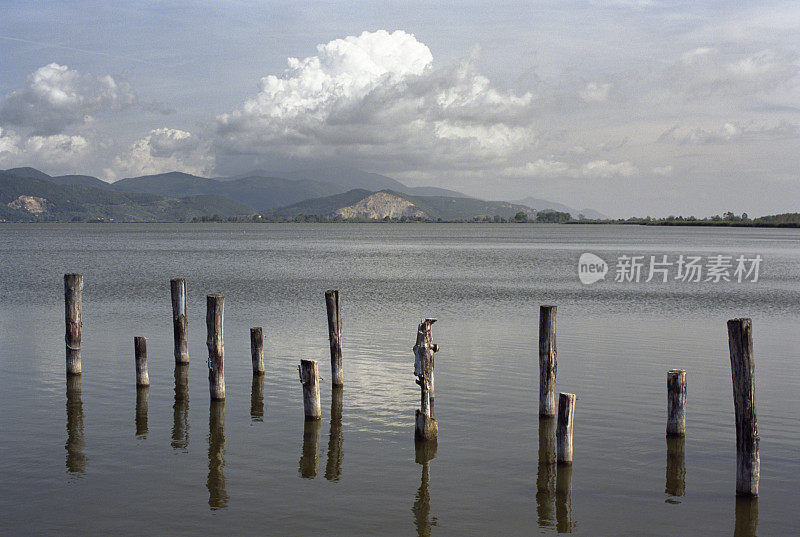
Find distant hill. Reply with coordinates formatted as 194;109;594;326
0;170;251;221
514;196;607;220
273;189;534;221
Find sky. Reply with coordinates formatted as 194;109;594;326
0;1;799;217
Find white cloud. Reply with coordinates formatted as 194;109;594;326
110;128;211;180
658;121;799;145
580;160;638;178
580;82;612;102
0;63;136;135
652;165;673;176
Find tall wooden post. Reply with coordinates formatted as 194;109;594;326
298;359;321;420
414;319;438;440
556;392;575;463
539;306;557;417
171;278;189;364
206;294;225;400
667;369;686;436
727;318;759;497
134;336;150;387
325;290;343;386
251;327;264;375
64;273;83;375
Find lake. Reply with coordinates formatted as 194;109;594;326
1;223;798;536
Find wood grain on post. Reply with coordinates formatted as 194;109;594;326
727;318;760;497
250;327;264;375
170;278;189;364
298;359;321;420
64;273;83;375
414;319;438;441
134;336;150;387
667;369;686;436
206;294;225;400
325;290;343;386
539;306;557;417
556;392;575;464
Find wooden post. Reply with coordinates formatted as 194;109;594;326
299;419;321;478
206;294;225;400
665;436;686;498
171;278;189;364
556;392;575;463
65;375;86;473
64;273;83;375
414;319;438;440
135;386;149;437
666;369;686;436
536;417;556;526
250;327;264;375
325;385;344;481
171;365;189;450
539;305;557;417
325;290;343;386
298;359;321;420
727;318;759;497
207;400;228;509
250;374;265;422
134;336;150;387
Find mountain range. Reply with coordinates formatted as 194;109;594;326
0;165;605;222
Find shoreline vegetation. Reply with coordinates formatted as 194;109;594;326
4;211;799;227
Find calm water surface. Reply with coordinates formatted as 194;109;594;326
1;223;798;536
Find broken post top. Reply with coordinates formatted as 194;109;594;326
207;293;224;300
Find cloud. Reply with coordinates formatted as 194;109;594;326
658;121;800;144
214;30;535;173
109;128;211;180
504;158;638;179
0;63;136;135
580;82;612;102
652;165;673;176
580;160;638;178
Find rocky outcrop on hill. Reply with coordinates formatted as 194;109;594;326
334;191;428;219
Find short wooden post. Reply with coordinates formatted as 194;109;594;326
64;273;83;375
325;290;343;386
250;327;264;375
206;294;225;400
666;369;686;436
172;365;189;450
135;385;149;437
414;319;438;440
171;278;189;364
134;336;150;387
298;359;321;420
556;392;575;463
539;305;557;417
727;318;759;497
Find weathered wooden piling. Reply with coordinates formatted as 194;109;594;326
298;359;322;420
414;319;438;441
170;278;189;364
667;369;686;436
134;336;150;387
539;305;557;417
556;392;575;463
250;327;264;375
727;318;759;497
64;273;83;375
325;385;344;481
325;290;343;386
206;294;225;400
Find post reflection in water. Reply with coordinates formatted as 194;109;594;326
325;386;343;481
135;386;149;437
665;436;686;500
413;439;438;537
207;400;228;509
65;375;86;474
299;419;321;479
556;463;575;533
734;497;758;537
171;365;189;450
250;374;264;422
536;417;556;528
